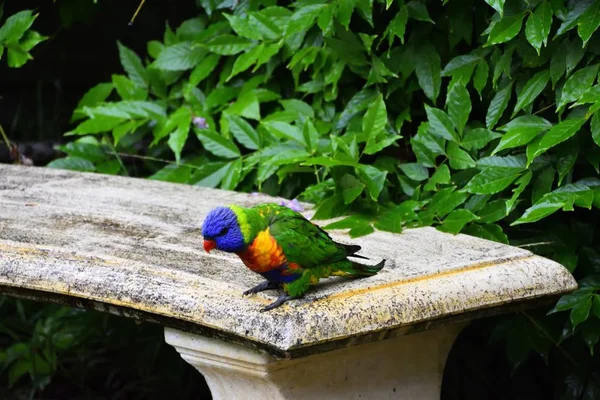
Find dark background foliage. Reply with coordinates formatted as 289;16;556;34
2;0;600;399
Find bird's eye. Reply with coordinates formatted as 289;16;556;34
218;227;229;236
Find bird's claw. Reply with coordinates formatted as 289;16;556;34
243;281;279;296
260;294;292;312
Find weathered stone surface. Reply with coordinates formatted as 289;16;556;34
0;164;577;358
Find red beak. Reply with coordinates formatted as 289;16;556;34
204;240;217;253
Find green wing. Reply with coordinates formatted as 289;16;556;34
262;204;348;268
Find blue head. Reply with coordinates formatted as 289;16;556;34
202;206;246;253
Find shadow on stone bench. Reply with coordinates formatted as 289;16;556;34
0;164;577;399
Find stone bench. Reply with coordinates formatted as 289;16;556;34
0;164;577;399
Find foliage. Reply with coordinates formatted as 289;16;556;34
0;297;208;398
0;6;47;68
20;0;600;397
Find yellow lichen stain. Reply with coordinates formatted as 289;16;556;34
324;254;535;301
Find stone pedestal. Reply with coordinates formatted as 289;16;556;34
165;323;465;400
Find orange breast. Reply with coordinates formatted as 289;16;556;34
236;228;287;273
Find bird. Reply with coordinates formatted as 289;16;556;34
201;202;386;312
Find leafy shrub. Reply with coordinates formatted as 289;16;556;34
31;0;600;397
0;6;47;68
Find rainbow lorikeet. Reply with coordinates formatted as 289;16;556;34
201;203;386;312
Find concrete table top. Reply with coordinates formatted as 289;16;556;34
0;164;577;358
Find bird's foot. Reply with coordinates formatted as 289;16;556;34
243;281;279;296
260;294;292;312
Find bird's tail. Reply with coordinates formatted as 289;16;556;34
340;243;370;260
349;259;386;276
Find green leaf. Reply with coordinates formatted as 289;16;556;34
486;83;512;129
558;64;600;111
337;0;357;30
318;4;335;35
486;13;525;46
57;141;107;163
227;45;263;81
513;69;550;115
461;128;501;150
374;208;403;233
425;187;470;218
425;105;459;142
69;116;125;135
302;157;358;167
228;91;260;120
6;46;32;68
47;157;95;172
448;142;476;169
152;42;205;71
302;119;320;153
465;169;523;194
112;75;146;101
117;41;148;88
447;84;471;135
167;107;192;162
571;298;592;330
525;2;552;54
188;54;220;87
477;199;508;223
556;1;593;37
407;1;433;23
312;194;345;220
506;170;533;214
441;55;480;76
196;129;241;159
285;4;327;36
424;164;451;190
577;1;600;46
363;134;401;155
557;139;579;185
415;43;441;102
532;166;555;204
72;83;114;121
335;88;378;131
385;6;409;46
221;159;243;190
349;223;375;238
226;114;260;150
263;121;304;143
484;0;505;16
493;116;552;154
438;209;479;234
203;34;254;55
356;164;387;200
477;155;527;170
465;223;508;243
399;163;429;181
592;112;600;147
339;174;365;204
363;94;387;136
19;30;47;52
0;10;36;43
513;182;593;224
224;14;263;40
149;164;193;183
474;59;489;99
549;288;594;313
593;296;600;318
526;118;586;163
574;85;600;106
190;161;230;188
323;215;370;230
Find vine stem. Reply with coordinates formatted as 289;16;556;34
128;0;146;26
